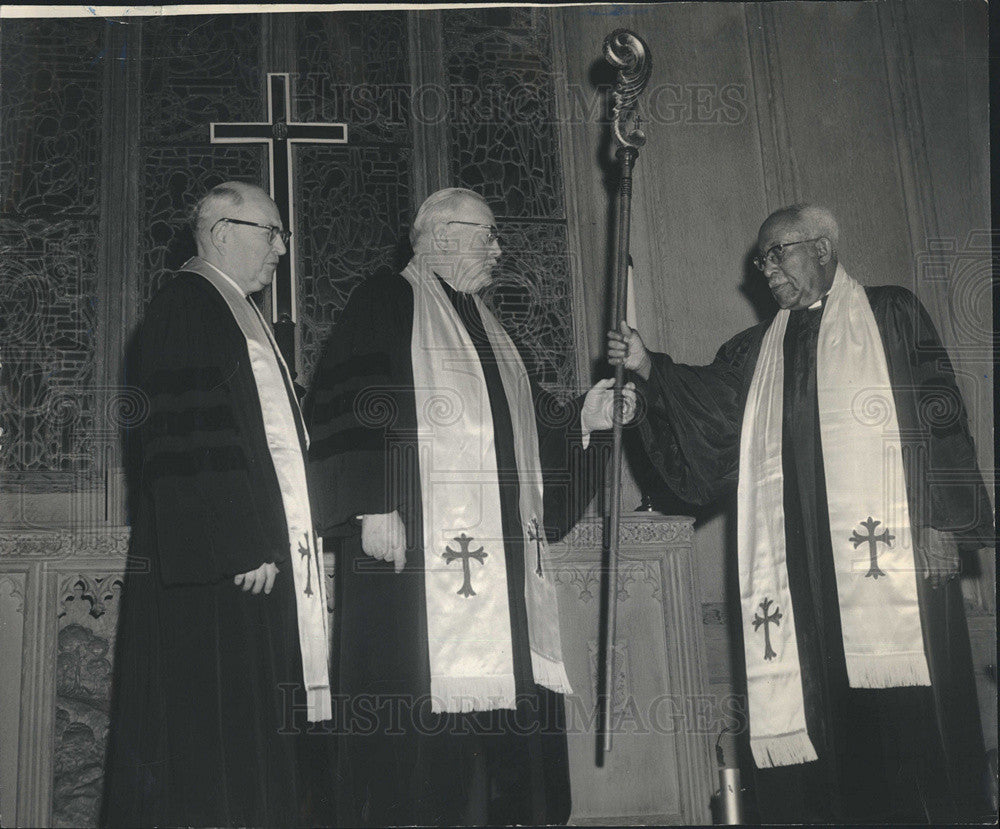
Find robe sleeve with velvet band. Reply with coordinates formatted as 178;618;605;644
139;273;290;584
304;272;418;534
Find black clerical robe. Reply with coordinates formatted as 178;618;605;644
305;272;599;827
636;286;993;823
102;272;332;828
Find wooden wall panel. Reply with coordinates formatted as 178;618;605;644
0;572;26;827
553;516;713;825
900;0;994;753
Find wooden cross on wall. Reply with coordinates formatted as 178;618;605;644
211;72;348;377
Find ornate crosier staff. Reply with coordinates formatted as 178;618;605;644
601;28;651;756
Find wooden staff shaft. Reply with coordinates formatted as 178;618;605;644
603;145;638;754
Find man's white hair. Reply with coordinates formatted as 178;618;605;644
410;187;488;247
767;203;840;250
192;181;264;240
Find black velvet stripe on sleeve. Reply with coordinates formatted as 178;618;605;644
145;444;248;479
138;274;291;584
309;352;393;407
145;402;237;437
304;274;417;532
307;370;403;461
309;425;391;459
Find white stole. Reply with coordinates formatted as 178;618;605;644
183;257;331;722
402;259;571;713
738;264;929;768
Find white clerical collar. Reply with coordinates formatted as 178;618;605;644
197;257;248;298
808;288;832;311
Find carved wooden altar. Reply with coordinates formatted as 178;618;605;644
551;514;714;825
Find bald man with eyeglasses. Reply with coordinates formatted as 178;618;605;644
608;204;992;823
103;181;334;828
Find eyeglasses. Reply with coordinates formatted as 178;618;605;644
446;221;500;245
753;237;824;271
213;217;291;246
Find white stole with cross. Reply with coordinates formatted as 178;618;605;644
182;257;331;721
402;259;571;713
738;265;929;768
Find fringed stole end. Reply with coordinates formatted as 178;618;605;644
845;652;931;688
750;730;819;768
530;650;573;696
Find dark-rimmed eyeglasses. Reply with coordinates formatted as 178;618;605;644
213;217;291;246
446;221;500;245
753;236;824;271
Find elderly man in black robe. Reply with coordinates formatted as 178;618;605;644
608;203;993;823
306;187;633;826
102;182;333;827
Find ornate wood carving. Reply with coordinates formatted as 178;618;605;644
552;560;662;604
0;573;26;614
558;514;694;552
53;574;123;827
0;529;130;560
550;513;714;824
701;601;727;626
588;639;632;713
